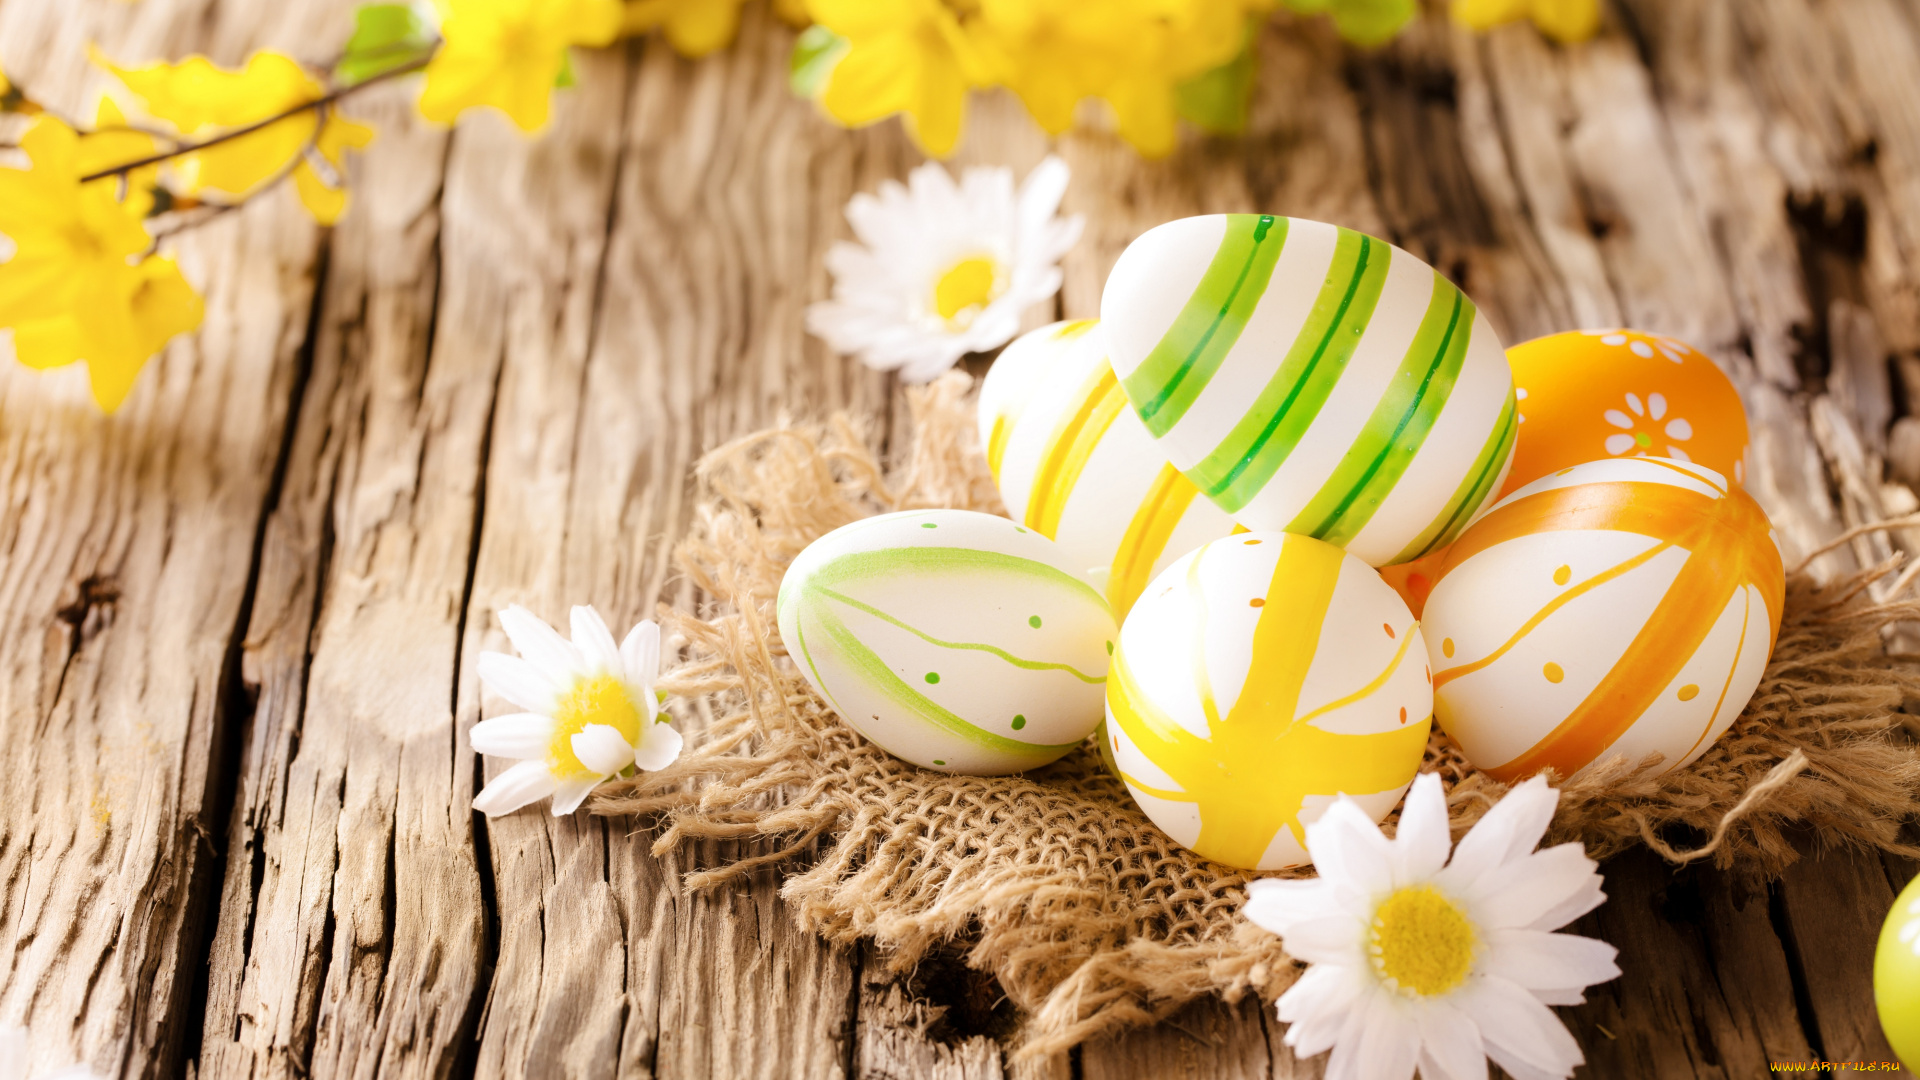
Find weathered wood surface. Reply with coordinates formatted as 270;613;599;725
3;0;1920;1076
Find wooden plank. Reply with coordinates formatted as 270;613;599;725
1774;844;1908;1071
193;68;466;1079
1080;996;1275;1080
461;12;896;1079
0;1;330;1075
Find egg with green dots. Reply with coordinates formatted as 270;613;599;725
777;508;1119;774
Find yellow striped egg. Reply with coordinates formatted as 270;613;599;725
778;509;1118;775
981;320;1237;619
1106;531;1433;870
1423;457;1784;781
1101;214;1517;567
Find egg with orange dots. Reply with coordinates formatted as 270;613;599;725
1503;329;1750;499
1422;456;1782;782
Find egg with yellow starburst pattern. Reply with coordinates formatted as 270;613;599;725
1105;531;1433;870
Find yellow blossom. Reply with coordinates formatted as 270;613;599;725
78;98;164;216
974;0;1245;158
292;109;376;225
809;0;993;158
622;0;750;58
419;0;624;132
1452;0;1600;44
104;51;376;223
0;119;203;412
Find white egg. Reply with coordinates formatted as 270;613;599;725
980;320;1238;619
1105;531;1432;870
777;509;1118;774
1101;214;1517;567
1423;457;1783;781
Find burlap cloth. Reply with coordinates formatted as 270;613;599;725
596;373;1920;1058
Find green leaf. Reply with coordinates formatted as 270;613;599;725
789;24;849;100
335;3;436;86
1175;20;1259;136
555;49;576;89
1326;0;1418;47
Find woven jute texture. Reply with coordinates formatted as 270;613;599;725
596;373;1920;1058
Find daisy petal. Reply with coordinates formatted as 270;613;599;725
477;652;560;713
1480;928;1621;994
1271;912;1370;967
570;605;623;675
1390;772;1451;886
1458;976;1585;1080
632;720;685;772
470;712;556;760
1332;991;1418;1080
1442;775;1558;889
1276;964;1364;1053
571;723;636;777
1305;797;1396;898
472;760;559;816
1463;843;1600;929
1522;869;1608;932
620;619;662;693
1416;1001;1489;1080
498;605;584;683
1246;877;1341;936
549;776;601;816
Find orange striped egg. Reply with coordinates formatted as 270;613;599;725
981;320;1237;619
1503;329;1751;499
1423;457;1783;781
1106;531;1432;870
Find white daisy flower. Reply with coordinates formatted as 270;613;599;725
806;155;1084;384
1246;773;1620;1080
470;605;683;817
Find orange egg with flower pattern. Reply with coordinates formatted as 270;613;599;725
1502;329;1750;499
1422;456;1782;781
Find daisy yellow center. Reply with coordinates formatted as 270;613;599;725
547;673;642;779
934;256;998;321
1369;885;1476;997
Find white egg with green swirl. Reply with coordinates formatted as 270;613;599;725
777;509;1118;774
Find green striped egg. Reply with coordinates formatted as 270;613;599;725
777;509;1118;774
1101;214;1518;567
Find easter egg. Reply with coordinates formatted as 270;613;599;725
1875;871;1920;1071
1504;329;1750;498
1100;214;1518;567
1423;456;1783;781
777;508;1118;775
1105;531;1433;870
981;320;1239;618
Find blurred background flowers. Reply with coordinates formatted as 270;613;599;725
0;0;1597;414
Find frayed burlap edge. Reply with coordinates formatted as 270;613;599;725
594;372;1920;1059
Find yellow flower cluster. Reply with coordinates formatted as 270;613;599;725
106;52;376;224
806;0;1266;158
0;0;1601;414
0;119;202;411
1452;0;1600;43
421;0;623;131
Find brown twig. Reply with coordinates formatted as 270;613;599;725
139;106;331;255
79;51;433;184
